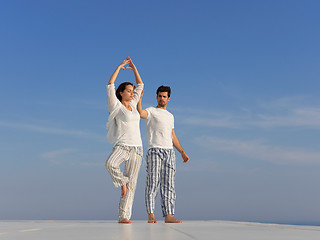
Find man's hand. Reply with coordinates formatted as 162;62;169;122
181;151;189;163
139;90;144;103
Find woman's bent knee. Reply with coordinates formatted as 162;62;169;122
105;159;114;171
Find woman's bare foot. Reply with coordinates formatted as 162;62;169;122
147;213;157;223
118;218;132;224
121;183;128;197
165;214;182;223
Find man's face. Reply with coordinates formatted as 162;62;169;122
157;91;170;107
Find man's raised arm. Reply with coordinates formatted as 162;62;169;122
137;90;148;119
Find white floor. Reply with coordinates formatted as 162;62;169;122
1;220;320;240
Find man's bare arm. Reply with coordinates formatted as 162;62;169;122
137;90;148;119
172;129;189;163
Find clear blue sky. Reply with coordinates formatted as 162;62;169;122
1;0;320;225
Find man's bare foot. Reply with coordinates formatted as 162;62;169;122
165;214;182;223
121;183;128;197
118;218;132;224
147;213;157;223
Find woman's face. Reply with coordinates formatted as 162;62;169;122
120;85;134;102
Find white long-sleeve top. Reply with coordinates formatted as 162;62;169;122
106;83;143;146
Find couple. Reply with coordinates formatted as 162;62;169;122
105;57;189;224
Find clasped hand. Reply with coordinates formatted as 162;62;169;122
119;56;136;70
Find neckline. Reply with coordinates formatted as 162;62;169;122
156;107;167;111
122;104;133;112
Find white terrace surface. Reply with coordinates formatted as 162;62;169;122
1;220;320;240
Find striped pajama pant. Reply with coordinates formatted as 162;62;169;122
105;144;142;221
145;147;176;217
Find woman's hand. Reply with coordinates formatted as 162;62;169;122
123;56;136;70
122;56;143;84
119;58;130;69
108;58;130;85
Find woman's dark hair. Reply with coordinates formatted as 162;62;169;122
116;82;133;101
156;85;171;97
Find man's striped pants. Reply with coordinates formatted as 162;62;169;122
145;147;176;217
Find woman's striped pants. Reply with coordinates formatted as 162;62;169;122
105;144;142;221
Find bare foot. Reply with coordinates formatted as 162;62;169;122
121;183;128;197
165;214;182;223
118;218;132;224
147;213;157;223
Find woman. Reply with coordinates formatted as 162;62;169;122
105;57;144;224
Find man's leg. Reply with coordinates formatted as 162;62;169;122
160;149;182;223
118;146;142;223
145;148;161;223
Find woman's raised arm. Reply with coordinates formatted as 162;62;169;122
108;58;130;85
127;57;144;105
107;58;129;110
125;56;143;85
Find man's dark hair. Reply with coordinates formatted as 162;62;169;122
156;85;171;98
116;82;133;101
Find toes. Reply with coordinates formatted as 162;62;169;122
148;219;157;223
119;219;132;224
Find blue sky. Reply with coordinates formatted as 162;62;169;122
1;0;320;225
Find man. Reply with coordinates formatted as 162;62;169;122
137;85;190;223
